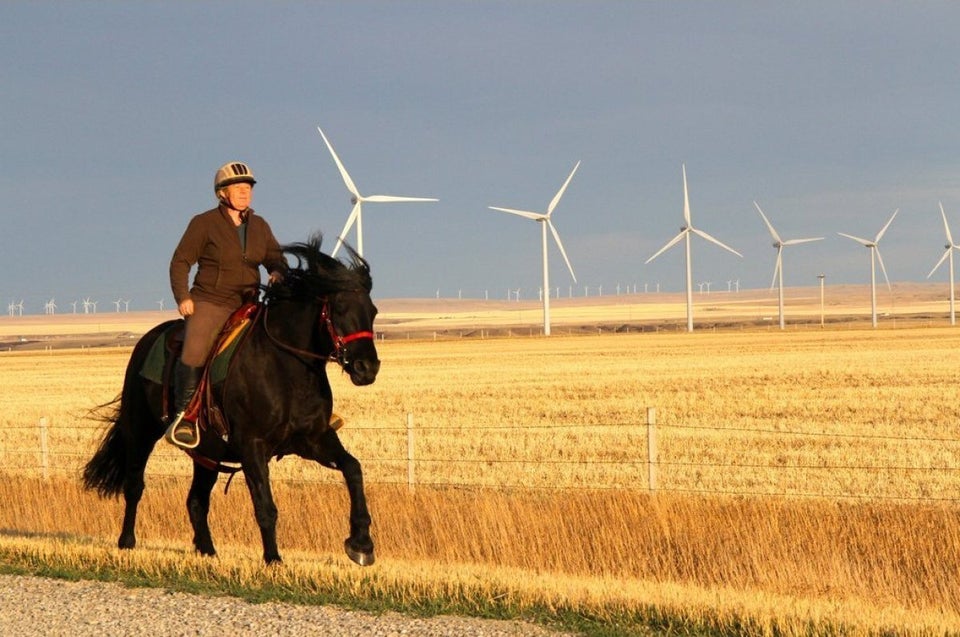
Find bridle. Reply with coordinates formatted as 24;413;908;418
319;298;375;367
262;295;375;368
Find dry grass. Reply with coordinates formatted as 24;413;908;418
2;306;960;633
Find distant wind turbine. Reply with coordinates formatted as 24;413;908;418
838;208;898;328
927;202;959;326
646;164;742;332
317;126;438;258
489;161;580;336
754;201;824;329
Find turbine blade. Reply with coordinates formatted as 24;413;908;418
547;160;581;216
645;230;688;264
875;247;892;290
754;201;782;244
681;164;691;226
364;195;438;203
838;232;873;246
782;237;824;246
770;249;782;291
547;219;577;282
489;206;545;221
331;202;361;258
928;248;951;279
690;227;743;258
875;208;898;242
941;202;955;246
317;127;361;199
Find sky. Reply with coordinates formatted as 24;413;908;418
4;1;960;313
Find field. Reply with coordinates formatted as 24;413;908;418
2;284;960;635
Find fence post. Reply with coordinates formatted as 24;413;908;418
646;407;657;492
38;416;49;480
406;413;415;491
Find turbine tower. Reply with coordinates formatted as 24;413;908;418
646;164;742;332
317;126;438;258
838;208;898;328
754;201;823;329
927;202;959;326
489;161;580;336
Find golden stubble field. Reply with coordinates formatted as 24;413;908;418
2;286;960;634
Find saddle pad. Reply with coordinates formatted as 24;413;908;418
140;326;176;384
139;318;253;386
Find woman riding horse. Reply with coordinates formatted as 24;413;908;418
166;161;286;449
83;234;380;566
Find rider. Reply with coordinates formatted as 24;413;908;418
164;161;286;449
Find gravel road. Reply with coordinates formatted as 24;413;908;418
0;574;574;636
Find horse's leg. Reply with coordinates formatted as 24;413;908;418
315;430;374;566
186;464;219;556
119;409;160;550
241;448;282;564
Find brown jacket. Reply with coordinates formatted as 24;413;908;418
169;205;285;308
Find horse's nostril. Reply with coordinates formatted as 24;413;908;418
352;358;380;380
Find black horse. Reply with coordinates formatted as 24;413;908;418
82;234;380;565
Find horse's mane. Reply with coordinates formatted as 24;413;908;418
264;233;372;302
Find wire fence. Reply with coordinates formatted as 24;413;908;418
3;410;959;504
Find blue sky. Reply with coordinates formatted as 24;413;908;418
4;2;960;312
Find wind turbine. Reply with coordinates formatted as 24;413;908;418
489;161;580;336
646;164;742;332
927;202;959;326
317;126;438;258
838;208;898;328
754;201;824;329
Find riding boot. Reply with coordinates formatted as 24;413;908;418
163;361;203;449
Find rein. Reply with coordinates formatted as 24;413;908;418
262;297;374;368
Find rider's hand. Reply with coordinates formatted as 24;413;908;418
178;298;194;317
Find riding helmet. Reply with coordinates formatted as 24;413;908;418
214;161;257;192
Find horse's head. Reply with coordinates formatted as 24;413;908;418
267;234;380;386
320;287;380;385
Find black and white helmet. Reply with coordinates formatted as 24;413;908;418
214;161;256;192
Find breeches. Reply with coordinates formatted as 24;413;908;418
180;301;236;367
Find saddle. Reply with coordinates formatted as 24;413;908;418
149;303;261;442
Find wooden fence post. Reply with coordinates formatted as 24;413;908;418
646;407;657;492
406;413;415;491
38;416;49;480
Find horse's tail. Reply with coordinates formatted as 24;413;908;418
82;396;127;498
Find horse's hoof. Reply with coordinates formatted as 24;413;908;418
344;539;375;566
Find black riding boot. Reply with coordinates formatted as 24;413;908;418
163;361;203;449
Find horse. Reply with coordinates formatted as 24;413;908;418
82;234;380;565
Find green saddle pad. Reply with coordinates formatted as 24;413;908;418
140;322;249;385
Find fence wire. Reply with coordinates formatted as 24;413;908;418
2;417;958;503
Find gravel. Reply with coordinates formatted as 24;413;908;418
0;574;574;636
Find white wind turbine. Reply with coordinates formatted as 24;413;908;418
838;208;898;328
754;201;823;330
927;202;959;326
317;126;438;258
489;161;580;336
646;164;742;332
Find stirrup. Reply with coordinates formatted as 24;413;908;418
164;412;200;450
